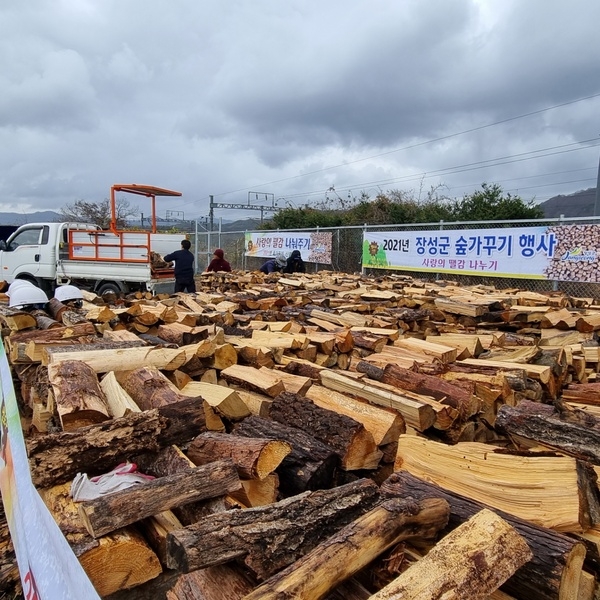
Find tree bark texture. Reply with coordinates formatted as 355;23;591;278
28;397;207;487
165;478;380;579
232;415;340;496
380;470;587;600
241;498;449;600
78;459;241;538
269;392;382;470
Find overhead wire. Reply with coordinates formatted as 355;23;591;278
168;91;600;211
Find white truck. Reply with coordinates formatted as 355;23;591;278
0;184;186;295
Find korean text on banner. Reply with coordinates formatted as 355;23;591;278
0;342;100;600
245;231;332;264
361;224;600;282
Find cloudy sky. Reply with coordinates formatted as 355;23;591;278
1;0;599;222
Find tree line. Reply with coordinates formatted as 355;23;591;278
261;184;544;230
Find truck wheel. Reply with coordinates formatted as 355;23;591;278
96;282;122;296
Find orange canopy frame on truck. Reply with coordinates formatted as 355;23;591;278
110;184;182;233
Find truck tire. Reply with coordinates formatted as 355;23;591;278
96;282;122;296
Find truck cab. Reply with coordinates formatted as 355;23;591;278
0;222;99;289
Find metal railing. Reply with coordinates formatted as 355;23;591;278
189;215;600;300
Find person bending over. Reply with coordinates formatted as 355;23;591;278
260;253;287;274
283;249;306;274
206;248;232;272
164;239;196;293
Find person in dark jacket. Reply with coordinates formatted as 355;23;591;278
164;239;196;293
206;248;232;272
259;253;287;274
283;249;306;274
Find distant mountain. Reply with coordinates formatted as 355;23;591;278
0;210;62;225
538;188;597;218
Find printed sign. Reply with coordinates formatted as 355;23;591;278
245;231;332;264
0;342;100;599
362;224;600;282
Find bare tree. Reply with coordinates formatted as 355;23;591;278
59;198;139;229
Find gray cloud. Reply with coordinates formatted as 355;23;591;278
0;0;598;218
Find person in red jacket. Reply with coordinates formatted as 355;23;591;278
205;248;232;272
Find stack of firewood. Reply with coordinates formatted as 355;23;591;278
2;270;600;599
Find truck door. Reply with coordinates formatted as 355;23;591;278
0;225;49;281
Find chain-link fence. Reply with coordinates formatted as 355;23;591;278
189;215;600;300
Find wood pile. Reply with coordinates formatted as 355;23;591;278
3;271;600;598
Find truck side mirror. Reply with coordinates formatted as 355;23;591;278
0;241;6;251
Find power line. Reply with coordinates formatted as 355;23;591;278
169;91;600;211
208;91;600;199
280;139;600;201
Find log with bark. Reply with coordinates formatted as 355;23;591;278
241;497;449;600
381;470;587;600
41;482;162;597
269;392;382;471
496;399;600;466
165;478;381;579
77;459;241;537
319;370;436;432
368;509;532;600
233;416;340;496
28;397;208;487
47;359;111;430
187;432;292;480
305;384;406;447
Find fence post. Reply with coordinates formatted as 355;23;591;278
193;220;199;274
437;220;445;282
315;226;319;272
552;215;564;292
361;223;367;276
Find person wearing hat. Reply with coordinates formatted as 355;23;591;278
206;248;231;272
259;253;287;274
283;249;306;274
164;239;196;293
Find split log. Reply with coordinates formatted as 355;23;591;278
117;367;201;410
270;392;382;471
267;368;312;395
134;445;231;527
165;565;257;600
305;385;405;446
28;397;208;488
369;509;532;600
179;381;251;420
99;371;141;417
361;362;480;422
205;343;238;370
43;343;190;372
233;416;340;496
562;382;600;405
187;432;291;480
320;370;436;432
496;400;600;466
78;459;241;538
47;360;111;430
165;478;381;579
220;364;285;398
381;470;587;600
41;482;162;597
395;434;600;532
232;475;280;507
235;389;273;418
0;305;37;331
242;497;450;600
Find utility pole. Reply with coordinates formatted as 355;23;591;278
594;152;600;217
